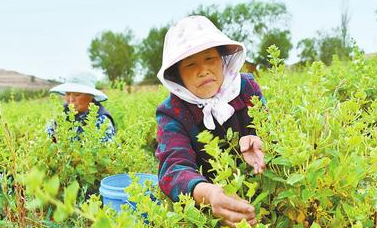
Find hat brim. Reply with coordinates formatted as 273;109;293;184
49;83;108;102
217;44;244;56
159;41;244;79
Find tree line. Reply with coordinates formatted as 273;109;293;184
88;0;356;85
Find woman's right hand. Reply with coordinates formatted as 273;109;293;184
193;182;257;228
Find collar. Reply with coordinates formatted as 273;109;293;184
185;95;246;125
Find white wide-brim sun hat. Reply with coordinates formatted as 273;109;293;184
50;72;108;102
157;15;245;81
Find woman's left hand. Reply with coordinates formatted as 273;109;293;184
239;135;266;174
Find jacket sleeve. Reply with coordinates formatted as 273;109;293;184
46;120;56;138
155;112;208;202
96;115;116;142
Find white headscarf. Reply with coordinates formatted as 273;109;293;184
157;15;246;130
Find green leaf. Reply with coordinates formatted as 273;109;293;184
53;204;68;222
166;212;184;225
203;138;221;157
255;224;269;228
276;216;290;228
184;203;206;227
252;192;268;206
226;128;233;141
286;173;305;186
244;181;258;198
223;184;237;196
231;171;245;190
262;170;286;183
210;218;220;227
92;216;112;228
301;188;313;201
63;180;79;213
310;222;321;228
328;158;339;178
342;203;354;217
235;219;252;228
307;157;330;172
26;198;44;209
277;190;296;199
271;156;292;166
197;130;214;144
217;169;232;181
306;169;325;188
44;175;60;197
26;168;45;193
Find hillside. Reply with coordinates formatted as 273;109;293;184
365;52;377;59
0;69;58;90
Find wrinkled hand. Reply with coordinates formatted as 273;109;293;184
239;135;266;174
208;185;257;228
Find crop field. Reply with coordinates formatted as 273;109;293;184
1;47;376;227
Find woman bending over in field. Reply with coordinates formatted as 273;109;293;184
47;73;116;142
155;15;267;227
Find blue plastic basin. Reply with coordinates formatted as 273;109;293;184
99;173;158;212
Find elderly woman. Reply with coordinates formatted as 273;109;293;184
155;16;267;227
47;73;116;142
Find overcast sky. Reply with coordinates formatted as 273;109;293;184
0;0;376;81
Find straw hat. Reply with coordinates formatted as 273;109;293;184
50;72;107;102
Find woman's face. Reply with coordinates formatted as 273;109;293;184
65;92;93;113
178;47;224;99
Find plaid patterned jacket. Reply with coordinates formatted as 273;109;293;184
155;73;266;201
